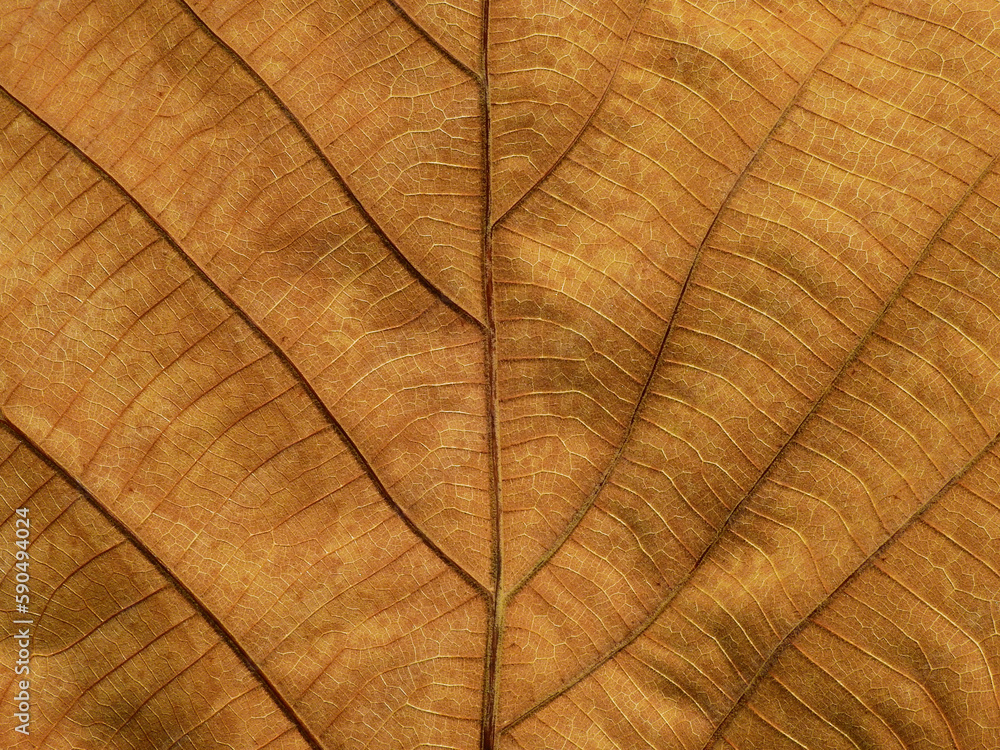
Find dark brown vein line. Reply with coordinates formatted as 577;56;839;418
499;114;1000;739
479;2;504;748
384;0;481;81
0;82;488;599
697;428;1000;750
506;0;873;603
172;0;484;327
491;0;649;227
0;417;326;750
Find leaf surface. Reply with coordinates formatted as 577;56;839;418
2;1;1000;748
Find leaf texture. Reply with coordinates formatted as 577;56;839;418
2;1;1000;748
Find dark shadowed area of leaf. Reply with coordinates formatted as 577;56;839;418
3;1;1000;748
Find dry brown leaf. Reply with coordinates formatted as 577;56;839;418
2;1;1000;748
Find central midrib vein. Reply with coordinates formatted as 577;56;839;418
479;1;505;748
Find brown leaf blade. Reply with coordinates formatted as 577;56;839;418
0;424;316;749
0;94;484;748
0;0;494;586
3;1;1000;748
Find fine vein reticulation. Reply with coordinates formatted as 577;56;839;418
4;1;1000;749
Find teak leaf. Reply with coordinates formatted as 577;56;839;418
3;1;1000;748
